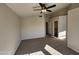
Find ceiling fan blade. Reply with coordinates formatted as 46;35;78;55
43;4;47;9
33;6;41;8
33;9;42;11
39;3;43;7
46;10;52;12
39;3;47;9
47;5;56;9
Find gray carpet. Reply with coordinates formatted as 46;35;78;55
15;36;79;55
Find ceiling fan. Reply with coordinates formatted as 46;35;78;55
33;3;56;13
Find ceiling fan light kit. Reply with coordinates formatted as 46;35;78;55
41;9;47;12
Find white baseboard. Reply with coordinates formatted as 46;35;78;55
22;36;45;40
0;51;14;55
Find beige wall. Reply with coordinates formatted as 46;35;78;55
68;7;79;53
58;16;67;33
0;4;21;54
21;15;46;40
48;18;52;35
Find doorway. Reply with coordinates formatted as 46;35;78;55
46;22;48;35
54;21;58;37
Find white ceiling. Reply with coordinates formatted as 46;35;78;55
6;3;70;17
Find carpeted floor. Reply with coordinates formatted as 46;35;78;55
15;36;79;55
